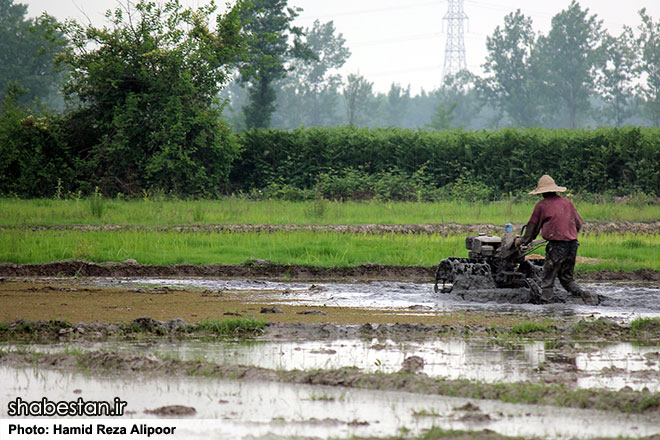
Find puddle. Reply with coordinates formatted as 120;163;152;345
5;338;660;393
2;365;659;439
98;277;660;321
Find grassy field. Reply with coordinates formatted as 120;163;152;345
1;197;659;226
2;198;657;271
1;229;658;271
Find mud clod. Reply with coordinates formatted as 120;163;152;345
347;419;369;426
458;412;491;423
296;309;328;315
261;307;284;314
455;402;481;412
130;318;162;331
144;405;196;416
401;356;425;374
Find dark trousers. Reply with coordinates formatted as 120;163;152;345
541;240;580;293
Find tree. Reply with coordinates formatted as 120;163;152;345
274;19;350;128
0;0;66;107
343;73;373;126
596;28;637;126
57;0;245;196
479;10;541;127
636;8;660;127
239;0;314;129
536;1;603;128
425;101;456;130
384;83;410;127
439;70;482;128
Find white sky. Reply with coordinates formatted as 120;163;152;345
24;0;660;94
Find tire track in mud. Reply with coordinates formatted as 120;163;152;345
2;221;660;234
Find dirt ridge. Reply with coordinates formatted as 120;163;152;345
1;260;659;281
0;260;433;280
3;221;660;235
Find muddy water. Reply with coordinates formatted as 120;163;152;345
2;366;659;439
5;338;660;393
103;278;660;320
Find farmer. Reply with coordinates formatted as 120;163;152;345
518;175;599;306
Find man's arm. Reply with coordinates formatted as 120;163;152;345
520;203;543;246
520;222;539;246
575;211;583;233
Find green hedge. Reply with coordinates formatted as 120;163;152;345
2;119;659;198
231;126;660;197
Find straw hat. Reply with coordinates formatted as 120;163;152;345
528;175;566;195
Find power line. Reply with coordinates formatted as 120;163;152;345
296;0;445;22
359;64;443;78
352;31;443;47
464;0;555;19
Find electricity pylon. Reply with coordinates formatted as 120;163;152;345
442;0;468;79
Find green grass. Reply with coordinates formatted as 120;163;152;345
509;321;554;335
0;230;464;266
192;318;267;336
1;197;658;226
630;317;660;334
579;233;660;271
1;229;659;271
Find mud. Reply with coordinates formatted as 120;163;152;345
4;220;660;235
1;260;658;283
0;260;434;281
3;277;660;329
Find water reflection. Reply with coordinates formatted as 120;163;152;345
6;338;659;392
1;366;659;439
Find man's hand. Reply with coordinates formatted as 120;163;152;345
514;237;522;247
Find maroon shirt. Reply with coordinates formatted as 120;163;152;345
528;194;582;241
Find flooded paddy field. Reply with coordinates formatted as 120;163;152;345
2;362;660;439
2;275;660;439
4;336;660;393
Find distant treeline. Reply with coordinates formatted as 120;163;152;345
2;110;658;201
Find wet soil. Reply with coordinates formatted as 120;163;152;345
2;277;660;332
1;260;658;282
0;279;546;326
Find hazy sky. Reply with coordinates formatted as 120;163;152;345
24;0;660;94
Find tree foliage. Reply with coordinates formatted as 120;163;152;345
0;87;74;197
596;28;637;127
636;8;660;127
56;0;244;196
536;1;603;128
0;0;66;107
385;83;410;127
343;73;373;126
275;19;350;128
239;0;314;129
480;10;541;127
